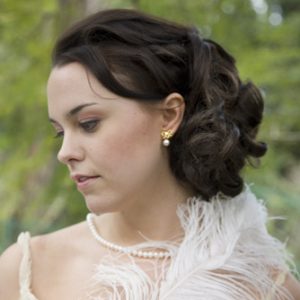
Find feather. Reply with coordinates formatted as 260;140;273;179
85;187;294;300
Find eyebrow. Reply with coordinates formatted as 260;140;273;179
49;102;98;123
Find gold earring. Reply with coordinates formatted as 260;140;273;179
161;130;173;147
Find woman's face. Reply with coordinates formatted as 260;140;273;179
47;63;167;214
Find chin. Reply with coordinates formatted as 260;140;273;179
84;195;121;215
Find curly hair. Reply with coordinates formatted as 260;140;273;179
52;9;267;200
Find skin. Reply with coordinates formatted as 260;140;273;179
47;63;191;243
0;62;190;299
0;62;300;299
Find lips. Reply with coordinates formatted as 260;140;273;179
77;176;95;182
71;174;100;190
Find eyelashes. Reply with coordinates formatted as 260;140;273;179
53;119;100;139
79;119;99;132
54;131;64;139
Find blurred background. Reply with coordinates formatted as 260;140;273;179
0;0;299;271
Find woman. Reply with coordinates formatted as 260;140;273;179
0;8;299;300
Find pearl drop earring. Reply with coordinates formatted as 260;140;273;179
161;130;173;147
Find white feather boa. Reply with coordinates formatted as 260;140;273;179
86;187;294;300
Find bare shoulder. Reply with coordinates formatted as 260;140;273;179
29;220;90;265
0;220;90;300
29;220;101;298
0;240;23;300
284;272;300;299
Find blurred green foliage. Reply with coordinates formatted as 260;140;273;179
0;0;299;271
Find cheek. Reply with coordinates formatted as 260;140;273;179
97;117;161;173
115;125;158;161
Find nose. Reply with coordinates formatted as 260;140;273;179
57;133;84;165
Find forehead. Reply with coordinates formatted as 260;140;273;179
47;63;115;104
47;63;160;119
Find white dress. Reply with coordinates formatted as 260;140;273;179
17;187;294;300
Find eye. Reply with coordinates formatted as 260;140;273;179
54;131;64;139
79;119;99;132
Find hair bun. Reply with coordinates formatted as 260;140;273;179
170;32;267;199
229;82;267;157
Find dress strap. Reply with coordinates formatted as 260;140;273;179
266;271;289;300
17;232;38;300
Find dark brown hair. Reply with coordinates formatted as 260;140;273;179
52;9;267;200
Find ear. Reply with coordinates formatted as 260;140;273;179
161;92;185;134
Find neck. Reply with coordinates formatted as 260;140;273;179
95;176;194;246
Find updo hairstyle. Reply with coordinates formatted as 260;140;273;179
52;9;267;200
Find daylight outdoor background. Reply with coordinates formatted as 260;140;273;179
0;0;299;271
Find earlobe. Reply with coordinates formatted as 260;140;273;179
161;92;185;134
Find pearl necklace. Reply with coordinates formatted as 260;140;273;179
86;213;171;259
